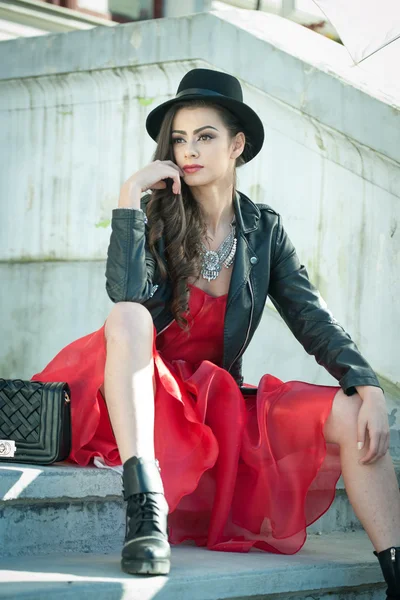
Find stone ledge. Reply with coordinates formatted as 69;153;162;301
0;531;385;600
2;460;399;502
0;10;398;164
0;461;122;501
1;461;399;559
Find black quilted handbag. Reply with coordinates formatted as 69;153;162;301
0;379;71;465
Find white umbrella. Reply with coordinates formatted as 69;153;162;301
312;0;400;64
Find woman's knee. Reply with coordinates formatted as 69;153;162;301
323;389;363;445
105;302;153;344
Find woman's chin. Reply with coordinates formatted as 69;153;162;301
183;173;212;187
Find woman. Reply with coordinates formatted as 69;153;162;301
32;68;400;595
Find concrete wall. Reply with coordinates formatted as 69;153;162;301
164;0;212;17
0;8;399;451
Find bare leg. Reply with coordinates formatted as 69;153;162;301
324;389;400;552
101;302;156;464
101;303;170;576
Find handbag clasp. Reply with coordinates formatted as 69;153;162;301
0;440;16;457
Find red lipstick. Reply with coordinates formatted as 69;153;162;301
183;165;204;173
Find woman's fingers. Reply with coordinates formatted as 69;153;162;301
143;162;183;194
151;173;181;194
373;432;390;463
359;432;378;464
165;160;185;177
162;166;182;195
359;430;387;465
172;173;181;194
127;160;184;195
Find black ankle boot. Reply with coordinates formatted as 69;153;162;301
374;546;400;599
121;456;170;576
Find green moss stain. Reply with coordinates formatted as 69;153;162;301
314;131;325;151
138;97;154;107
3;256;56;264
0;257;102;264
95;219;111;228
377;373;400;403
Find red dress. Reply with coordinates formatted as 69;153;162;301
31;283;342;555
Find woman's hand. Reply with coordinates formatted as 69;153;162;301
118;160;185;208
356;386;390;465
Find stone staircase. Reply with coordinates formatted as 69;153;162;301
1;459;399;599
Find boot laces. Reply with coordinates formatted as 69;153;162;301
126;492;165;538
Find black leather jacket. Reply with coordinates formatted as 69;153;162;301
105;190;381;396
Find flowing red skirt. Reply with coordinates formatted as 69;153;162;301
31;284;342;555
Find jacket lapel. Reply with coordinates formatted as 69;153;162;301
223;191;260;372
227;190;260;302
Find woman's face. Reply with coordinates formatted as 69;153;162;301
171;106;244;188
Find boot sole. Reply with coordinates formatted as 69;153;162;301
121;557;171;576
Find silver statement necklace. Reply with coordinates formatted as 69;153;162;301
200;218;237;282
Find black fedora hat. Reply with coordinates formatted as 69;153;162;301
145;68;264;163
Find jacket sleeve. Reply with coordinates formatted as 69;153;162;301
105;196;157;303
267;215;382;396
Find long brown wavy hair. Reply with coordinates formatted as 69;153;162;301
146;99;253;330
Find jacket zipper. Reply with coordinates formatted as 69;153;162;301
228;277;254;373
391;548;396;562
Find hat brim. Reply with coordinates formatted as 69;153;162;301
145;94;264;163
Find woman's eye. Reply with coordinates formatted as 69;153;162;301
172;134;213;144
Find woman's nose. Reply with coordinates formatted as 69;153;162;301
185;143;199;157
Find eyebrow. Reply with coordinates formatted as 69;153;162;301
171;126;219;135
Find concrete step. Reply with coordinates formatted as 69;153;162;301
308;458;400;535
0;531;387;600
0;461;125;558
1;460;400;559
